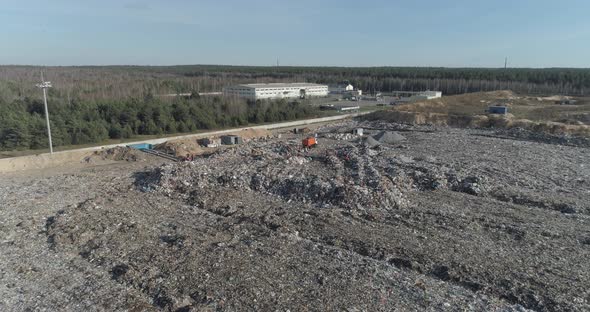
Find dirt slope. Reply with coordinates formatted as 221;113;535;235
369;91;590;138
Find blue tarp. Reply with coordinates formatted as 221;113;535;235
127;143;153;150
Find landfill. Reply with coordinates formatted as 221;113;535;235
0;120;589;311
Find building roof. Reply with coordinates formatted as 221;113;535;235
230;83;327;89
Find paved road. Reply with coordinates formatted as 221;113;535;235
310;95;397;109
61;112;370;154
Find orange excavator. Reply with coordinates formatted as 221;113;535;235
302;137;317;148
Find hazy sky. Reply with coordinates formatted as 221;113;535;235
1;0;589;67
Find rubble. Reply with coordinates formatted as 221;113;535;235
142;143;408;211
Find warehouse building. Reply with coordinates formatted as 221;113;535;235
390;90;443;104
223;83;329;100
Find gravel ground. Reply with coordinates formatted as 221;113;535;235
1;121;588;311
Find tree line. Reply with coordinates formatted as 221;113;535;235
177;66;590;95
2;66;589;103
0;93;314;151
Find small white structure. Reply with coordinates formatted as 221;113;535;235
335;105;360;112
329;83;355;94
352;128;364;136
223;83;328;100
420;91;443;99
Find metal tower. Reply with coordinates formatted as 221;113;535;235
36;73;54;154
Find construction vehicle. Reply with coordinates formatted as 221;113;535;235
302;137;317;148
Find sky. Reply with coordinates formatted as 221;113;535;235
1;0;589;68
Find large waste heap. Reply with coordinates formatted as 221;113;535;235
141;141;408;213
37;121;589;311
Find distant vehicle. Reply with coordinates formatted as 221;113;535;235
555;99;577;105
488;106;508;114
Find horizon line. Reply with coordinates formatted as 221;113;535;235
1;64;589;70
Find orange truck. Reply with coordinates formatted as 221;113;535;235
302;137;317;148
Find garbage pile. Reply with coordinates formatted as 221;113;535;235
25;119;590;311
140;141;409;212
138;132;497;216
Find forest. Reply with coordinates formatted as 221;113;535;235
0;93;314;151
1;65;590;151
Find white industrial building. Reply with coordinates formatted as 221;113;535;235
391;90;443;103
223;83;329;100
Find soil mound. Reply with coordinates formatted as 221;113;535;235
86;147;144;162
372;131;406;144
234;128;271;140
155;139;204;157
364;136;381;147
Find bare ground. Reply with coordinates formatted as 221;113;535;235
0;120;589;311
